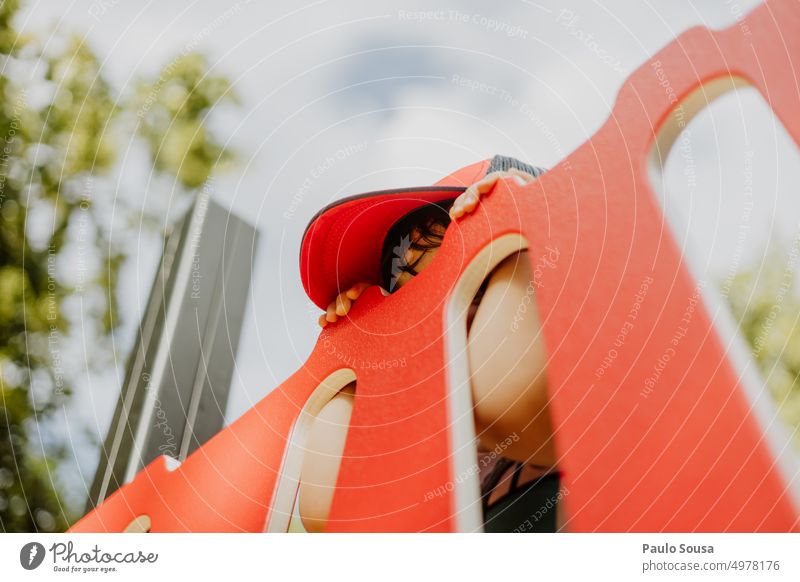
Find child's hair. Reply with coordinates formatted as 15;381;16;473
380;199;455;291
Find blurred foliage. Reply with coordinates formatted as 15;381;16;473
136;52;238;188
724;246;800;448
1;0;236;532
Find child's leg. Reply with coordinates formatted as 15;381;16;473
298;382;355;532
467;250;556;468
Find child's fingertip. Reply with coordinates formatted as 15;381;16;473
351;283;368;296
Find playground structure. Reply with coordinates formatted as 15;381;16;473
71;0;800;532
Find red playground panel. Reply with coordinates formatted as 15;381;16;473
71;0;800;533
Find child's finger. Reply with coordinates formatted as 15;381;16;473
318;314;328;328
475;172;505;193
450;197;471;219
326;303;338;323
506;167;537;185
346;282;370;300
471;171;525;200
452;186;477;215
460;191;479;213
449;201;463;219
450;171;519;220
335;293;352;316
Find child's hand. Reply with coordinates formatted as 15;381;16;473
449;168;538;220
318;282;372;328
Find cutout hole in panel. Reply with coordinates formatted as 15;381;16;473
290;380;355;533
268;369;356;533
123;515;151;533
648;80;800;491
444;232;531;532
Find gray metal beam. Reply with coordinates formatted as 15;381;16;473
85;191;258;511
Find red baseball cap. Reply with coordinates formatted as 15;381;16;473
299;155;545;310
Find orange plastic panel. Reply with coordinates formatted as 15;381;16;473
71;0;800;533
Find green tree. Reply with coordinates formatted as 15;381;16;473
0;0;236;532
723;245;800;448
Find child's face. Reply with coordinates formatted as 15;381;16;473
393;222;447;289
389;218;480;330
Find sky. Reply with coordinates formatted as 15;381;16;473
15;0;800;510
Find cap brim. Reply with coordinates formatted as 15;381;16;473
300;186;465;310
